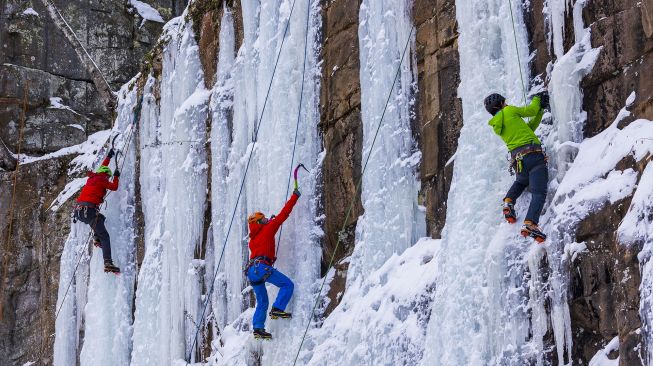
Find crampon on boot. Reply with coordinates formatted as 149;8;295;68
521;221;546;243
104;260;121;274
253;328;272;340
502;200;516;224
269;307;292;319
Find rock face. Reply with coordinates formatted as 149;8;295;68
582;0;653;137
414;0;461;238
0;0;184;364
319;0;363;272
0;157;74;365
524;0;653;364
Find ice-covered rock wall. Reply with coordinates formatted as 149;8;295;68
208;0;323;364
131;15;210;364
53;82;140;366
422;0;535;363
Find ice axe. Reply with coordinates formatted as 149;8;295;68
293;163;309;190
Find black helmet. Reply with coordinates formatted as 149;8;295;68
484;93;506;115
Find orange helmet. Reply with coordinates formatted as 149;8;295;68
248;212;265;224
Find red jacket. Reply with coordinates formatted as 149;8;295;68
248;193;299;261
76;157;119;205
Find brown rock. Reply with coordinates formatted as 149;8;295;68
414;0;462;237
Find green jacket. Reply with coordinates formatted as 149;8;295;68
488;96;544;151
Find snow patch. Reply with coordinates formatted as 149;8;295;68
49;97;82;116
589;336;619;366
21;8;39;16
129;0;164;25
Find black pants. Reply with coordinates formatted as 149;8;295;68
75;207;112;261
505;152;548;225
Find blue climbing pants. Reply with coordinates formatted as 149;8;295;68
505;152;548;224
247;263;294;330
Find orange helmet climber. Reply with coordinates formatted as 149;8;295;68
248;212;265;224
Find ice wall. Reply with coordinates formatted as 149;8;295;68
347;0;423;287
53;81;140;365
130;14;210;364
422;0;533;364
209;0;322;364
78;83;139;366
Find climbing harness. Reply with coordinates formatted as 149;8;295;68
292;24;416;366
509;143;546;175
0;82;28;321
245;257;275;286
186;0;310;362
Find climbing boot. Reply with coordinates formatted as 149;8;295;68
521;221;546;243
253;328;272;340
104;260;121;274
269;307;292;319
502;200;516;224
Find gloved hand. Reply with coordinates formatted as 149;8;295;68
113;169;121;177
293;188;301;197
107;148;115;159
536;91;550;110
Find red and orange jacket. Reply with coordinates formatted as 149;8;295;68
248;193;299;261
76;157;119;205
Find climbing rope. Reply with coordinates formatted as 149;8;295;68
275;0;312;258
507;0;528;103
0;82;28;321
53;94;143;322
42;0;113;97
186;0;308;362
291;25;416;366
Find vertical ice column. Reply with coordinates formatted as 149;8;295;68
129;16;210;363
131;74;165;365
79;82;139;366
210;8;241;328
619;163;653;364
545;0;601;182
348;0;424;287
53;223;90;366
210;0;322;363
158;17;209;363
422;0;531;364
538;1;600;363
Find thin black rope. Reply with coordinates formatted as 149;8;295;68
186;0;303;361
275;0;312;259
54;96;142;322
507;0;527;103
291;25;415;366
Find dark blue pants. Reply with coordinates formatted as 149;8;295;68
74;207;112;261
247;263;294;330
505;152;548;224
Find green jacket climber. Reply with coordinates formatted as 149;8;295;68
487;96;544;151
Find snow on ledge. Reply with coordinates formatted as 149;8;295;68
588;336;619;366
22;8;39;17
129;0;164;24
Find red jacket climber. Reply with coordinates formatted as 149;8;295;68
76;156;120;205
248;192;299;262
246;189;301;339
74;149;121;274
